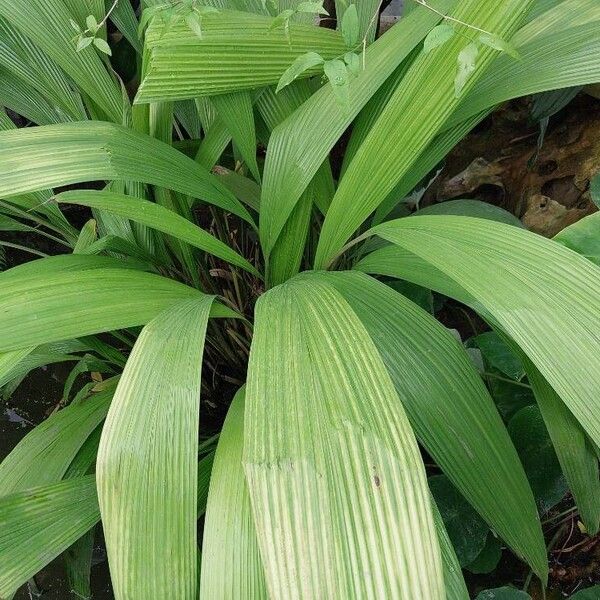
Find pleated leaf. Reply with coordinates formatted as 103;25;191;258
313;0;534;269
0;121;253;225
245;277;444;598
0;384;114;494
55;190;260;277
0;476;100;598
0;266;203;351
366;216;600;454
136;10;346;102
311;270;546;578
259;1;452;254
200;387;268;598
96;296;214;600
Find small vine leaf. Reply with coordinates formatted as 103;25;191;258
277;51;324;93
69;19;81;33
344;52;360;77
185;12;204;38
341;4;359;49
93;37;112;56
423;23;455;54
455;42;479;97
479;33;521;60
324;59;350;106
76;36;94;51
296;1;329;15
86;15;99;34
269;9;295;31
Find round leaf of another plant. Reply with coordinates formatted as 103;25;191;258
487;370;535;422
465;532;503;575
508;406;567;514
473;331;525;381
570;585;600;599
429;474;489;566
414;199;524;228
475;587;531;600
554;213;600;267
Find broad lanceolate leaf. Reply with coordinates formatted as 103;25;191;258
0;266;201;352
259;0;454;255
335;0;381;44
200;388;268;598
315;271;546;578
313;0;535;269
0;476;100;598
554;212;600;266
0;384;114;494
137;10;346;102
55;190;261;277
0;122;253;225
424;23;455;54
97;297;214;600
0;0;122;121
245;277;444;598
366;216;600;464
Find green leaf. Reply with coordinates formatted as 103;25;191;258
508;406;567;513
245;277;444;598
73;219;98;254
0;385;114;493
365;216;600;482
344;51;360;76
473;331;525;381
200;388;268;598
92;36;112;55
269;8;295;30
69;18;81;32
313;0;533;269
136;9;346;102
97;296;214;599
0;265;205;352
455;42;479;97
0;477;100;598
314;271;545;577
76;35;94;51
85;14;98;33
340;3;359;48
554;212;600;266
570;586;600;599
185;11;204;37
465;533;503;575
323;58;350;105
479;33;520;59
424;23;455;53
0;122;253;225
276;51;324;93
209;91;261;182
55;190;260;277
415;199;524;228
429;474;489;566
259;1;454;255
296;1;328;14
476;587;531;600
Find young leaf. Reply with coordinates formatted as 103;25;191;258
324;59;350;105
296;1;328;14
269;9;295;31
344;51;360;77
76;36;93;51
276;51;324;93
479;33;520;60
455;42;479;97
185;12;204;38
69;18;81;33
341;4;359;48
423;23;455;54
93;37;112;56
85;14;98;34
